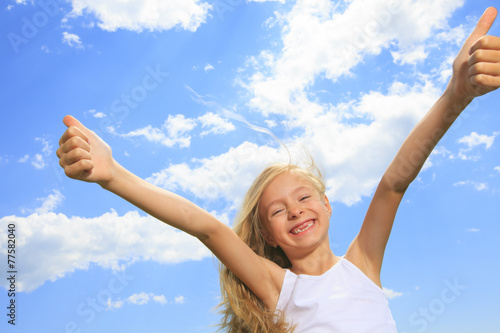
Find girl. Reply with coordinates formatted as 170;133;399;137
57;7;500;332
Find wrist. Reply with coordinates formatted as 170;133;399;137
443;78;475;113
98;159;124;191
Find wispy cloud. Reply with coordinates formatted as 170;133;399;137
87;109;107;118
106;292;173;310
199;112;235;137
453;180;489;191
18;137;53;170
35;189;65;214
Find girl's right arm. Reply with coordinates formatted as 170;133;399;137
56;115;285;309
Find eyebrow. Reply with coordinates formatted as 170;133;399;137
265;185;312;210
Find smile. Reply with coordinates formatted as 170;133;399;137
290;220;315;235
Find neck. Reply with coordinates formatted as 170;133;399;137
288;242;340;276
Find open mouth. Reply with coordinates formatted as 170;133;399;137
290;220;315;235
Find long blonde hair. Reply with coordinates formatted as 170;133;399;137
217;162;326;332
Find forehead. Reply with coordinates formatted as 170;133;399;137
259;171;315;206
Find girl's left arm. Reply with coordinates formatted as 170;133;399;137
346;7;500;285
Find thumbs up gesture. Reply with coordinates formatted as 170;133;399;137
56;115;115;186
449;7;500;101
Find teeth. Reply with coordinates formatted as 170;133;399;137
291;221;314;234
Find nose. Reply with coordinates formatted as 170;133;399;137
288;205;304;219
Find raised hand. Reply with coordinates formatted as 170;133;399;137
56;115;115;186
449;7;500;101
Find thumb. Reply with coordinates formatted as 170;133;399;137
469;7;497;39
62;115;94;144
63;115;88;132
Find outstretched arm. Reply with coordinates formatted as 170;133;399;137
56;116;285;308
346;7;500;285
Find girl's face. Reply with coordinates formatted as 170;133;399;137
258;171;332;256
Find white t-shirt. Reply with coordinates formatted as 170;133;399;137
276;257;397;332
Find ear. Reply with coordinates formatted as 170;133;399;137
323;195;332;217
261;228;278;248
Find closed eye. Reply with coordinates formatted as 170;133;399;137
300;195;310;201
272;208;284;216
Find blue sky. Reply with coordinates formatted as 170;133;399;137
1;0;500;332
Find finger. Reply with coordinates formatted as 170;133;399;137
63;115;88;132
469;36;500;57
63;159;95;180
469;63;500;81
59;125;89;146
469;74;500;90
467;7;498;54
469;48;500;66
59;147;92;168
58;137;91;160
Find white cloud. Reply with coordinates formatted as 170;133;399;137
18;154;30;163
36;137;52;155
242;0;463;116
0;211;210;292
67;0;211;32
120;112;235;146
249;0;286;2
458;132;495;150
383;287;403;300
454;132;497;160
287;80;440;205
204;63;214;72
106;292;169;310
453;180;488;191
152;294;168;305
88;109;106;118
198;112;235;137
128;292;150;305
465;228;480;233
19;138;53;169
264;119;277;128
147;141;283;206
32;154;45;169
174;295;185;304
62;32;84;49
391;44;428;65
35;189;65;214
106;298;124;310
495;166;500;173
121;114;196;148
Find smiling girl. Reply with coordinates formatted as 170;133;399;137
57;7;500;333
